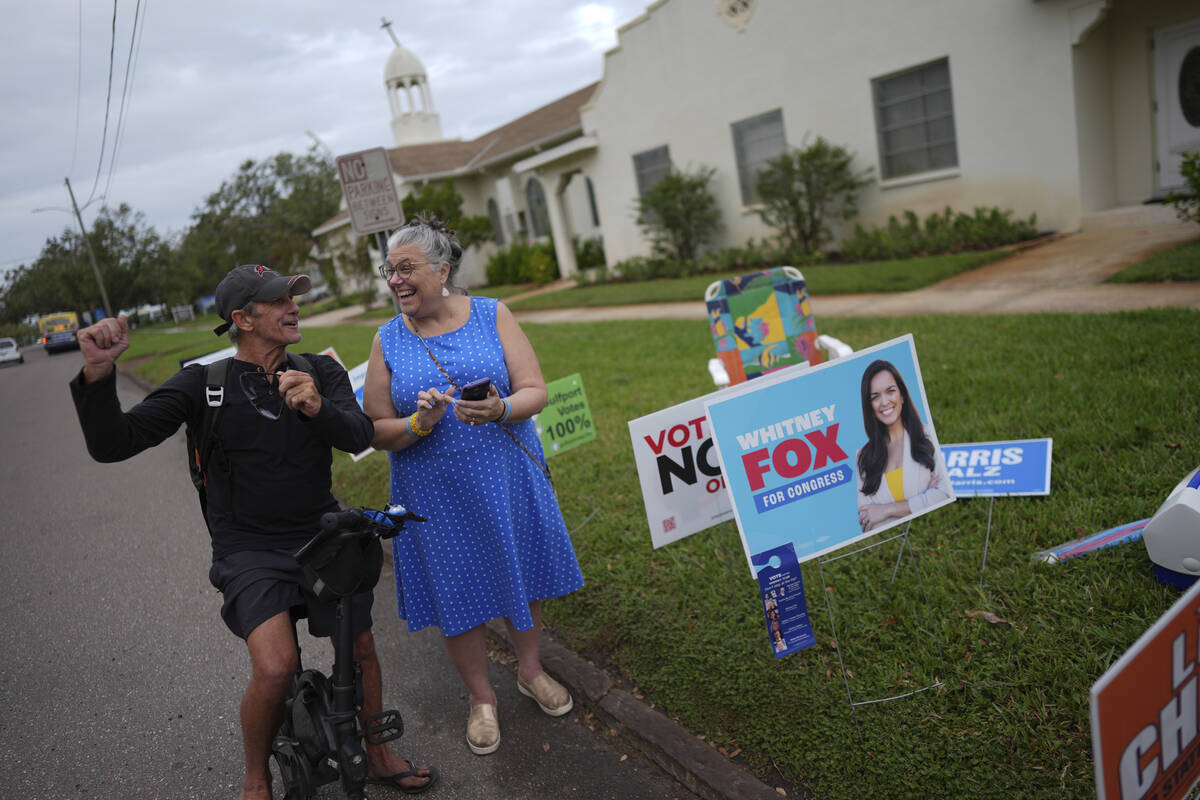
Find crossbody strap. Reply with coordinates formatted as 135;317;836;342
407;322;553;486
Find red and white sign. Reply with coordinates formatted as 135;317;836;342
1092;578;1200;800
335;147;404;235
628;387;736;548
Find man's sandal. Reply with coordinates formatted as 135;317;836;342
365;760;439;794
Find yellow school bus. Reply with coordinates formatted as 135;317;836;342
38;311;80;353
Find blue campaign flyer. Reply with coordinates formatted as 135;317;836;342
705;335;955;574
755;543;816;658
941;438;1052;496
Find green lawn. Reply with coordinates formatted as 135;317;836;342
1107;237;1200;283
122;289;1199;798
311;310;1198;800
504;250;1010;311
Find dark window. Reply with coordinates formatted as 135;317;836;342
632;145;672;197
731;109;787;204
585;176;600;227
486;198;504;246
1181;47;1200;126
873;58;958;180
525;178;550;238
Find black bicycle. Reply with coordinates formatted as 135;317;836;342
270;504;425;800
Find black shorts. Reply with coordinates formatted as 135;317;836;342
208;549;374;640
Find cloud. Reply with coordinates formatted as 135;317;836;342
1;1;648;277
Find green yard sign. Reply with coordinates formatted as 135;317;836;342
533;373;596;458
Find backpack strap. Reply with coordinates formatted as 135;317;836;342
189;357;231;522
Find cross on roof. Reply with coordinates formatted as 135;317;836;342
380;17;400;46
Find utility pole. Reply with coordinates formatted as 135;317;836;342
64;176;113;319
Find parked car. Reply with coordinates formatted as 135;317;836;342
0;337;24;365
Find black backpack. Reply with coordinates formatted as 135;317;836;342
187;353;321;522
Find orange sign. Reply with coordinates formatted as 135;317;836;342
1091;579;1200;800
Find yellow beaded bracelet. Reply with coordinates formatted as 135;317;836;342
408;412;433;437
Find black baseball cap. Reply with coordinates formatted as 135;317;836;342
213;264;311;335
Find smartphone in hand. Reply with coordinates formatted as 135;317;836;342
460;377;491;401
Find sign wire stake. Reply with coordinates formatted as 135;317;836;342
979;496;996;589
819;525;947;722
890;521;912;584
816;555;862;744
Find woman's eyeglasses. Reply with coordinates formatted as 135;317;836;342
377;259;429;280
239;371;285;420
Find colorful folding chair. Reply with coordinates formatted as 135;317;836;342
705;266;824;385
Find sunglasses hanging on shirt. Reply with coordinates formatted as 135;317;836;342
239;371;286;420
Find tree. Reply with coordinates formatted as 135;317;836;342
176;146;341;296
754;136;874;254
634;164;721;262
0;204;172;323
399;180;493;249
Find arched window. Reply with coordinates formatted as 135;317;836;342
585;177;600;228
525;178;550;239
487;198;504;246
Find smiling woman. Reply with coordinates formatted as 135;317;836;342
854;359;950;532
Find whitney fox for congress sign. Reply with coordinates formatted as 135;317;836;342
705;335;954;574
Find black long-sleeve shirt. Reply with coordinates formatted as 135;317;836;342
69;353;374;559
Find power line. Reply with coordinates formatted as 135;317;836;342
68;0;83;176
103;0;147;201
0;255;42;269
84;0;119;208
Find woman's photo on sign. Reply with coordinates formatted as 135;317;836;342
855;359;952;533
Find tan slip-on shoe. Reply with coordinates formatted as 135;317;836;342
517;672;573;717
466;702;500;755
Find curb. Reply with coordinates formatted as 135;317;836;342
483;619;789;800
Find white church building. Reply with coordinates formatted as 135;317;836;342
314;0;1200;287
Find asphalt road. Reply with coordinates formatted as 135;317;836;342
0;345;694;800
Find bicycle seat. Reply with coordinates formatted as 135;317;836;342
295;531;383;602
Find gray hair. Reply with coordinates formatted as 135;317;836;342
227;300;257;344
386;213;464;289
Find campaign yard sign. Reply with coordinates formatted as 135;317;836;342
628;386;739;548
532;374;595;459
1091;577;1200;800
942;438;1053;497
705;335;954;574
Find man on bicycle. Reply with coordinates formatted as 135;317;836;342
69;264;437;799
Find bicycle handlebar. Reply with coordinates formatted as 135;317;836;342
320;505;426;536
295;505;426;562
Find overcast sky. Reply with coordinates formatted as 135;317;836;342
0;1;650;280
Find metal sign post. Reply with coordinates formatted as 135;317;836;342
335;147;405;315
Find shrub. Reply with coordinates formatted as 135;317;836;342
607;256;686;282
1166;151;1200;225
600;239;824;286
634;165;722;262
754;135;873;255
485;239;560;286
573;236;607;270
838;206;1038;261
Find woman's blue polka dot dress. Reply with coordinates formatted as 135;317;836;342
378;296;584;637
